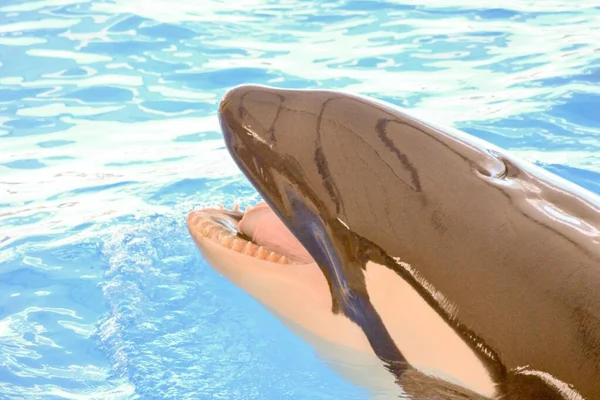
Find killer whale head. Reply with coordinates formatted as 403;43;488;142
189;84;600;399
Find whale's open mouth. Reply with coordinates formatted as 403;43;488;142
187;201;315;266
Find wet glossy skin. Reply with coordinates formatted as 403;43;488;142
217;84;600;399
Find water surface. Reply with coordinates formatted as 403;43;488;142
1;1;599;399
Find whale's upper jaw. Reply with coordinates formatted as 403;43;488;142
217;85;342;285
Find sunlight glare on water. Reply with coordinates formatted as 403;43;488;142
1;0;599;399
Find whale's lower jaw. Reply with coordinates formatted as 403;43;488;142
187;203;497;399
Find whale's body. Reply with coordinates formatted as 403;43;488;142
188;85;600;399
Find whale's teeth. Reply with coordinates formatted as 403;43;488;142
189;214;199;226
244;241;257;256
267;252;279;263
231;238;245;252
256;246;268;260
190;207;297;265
220;235;234;248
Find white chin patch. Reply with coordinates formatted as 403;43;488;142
364;260;497;398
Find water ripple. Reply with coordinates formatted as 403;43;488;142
1;0;599;398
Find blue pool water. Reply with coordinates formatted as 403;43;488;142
1;1;599;399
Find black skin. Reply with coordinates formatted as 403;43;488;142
217;84;600;399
